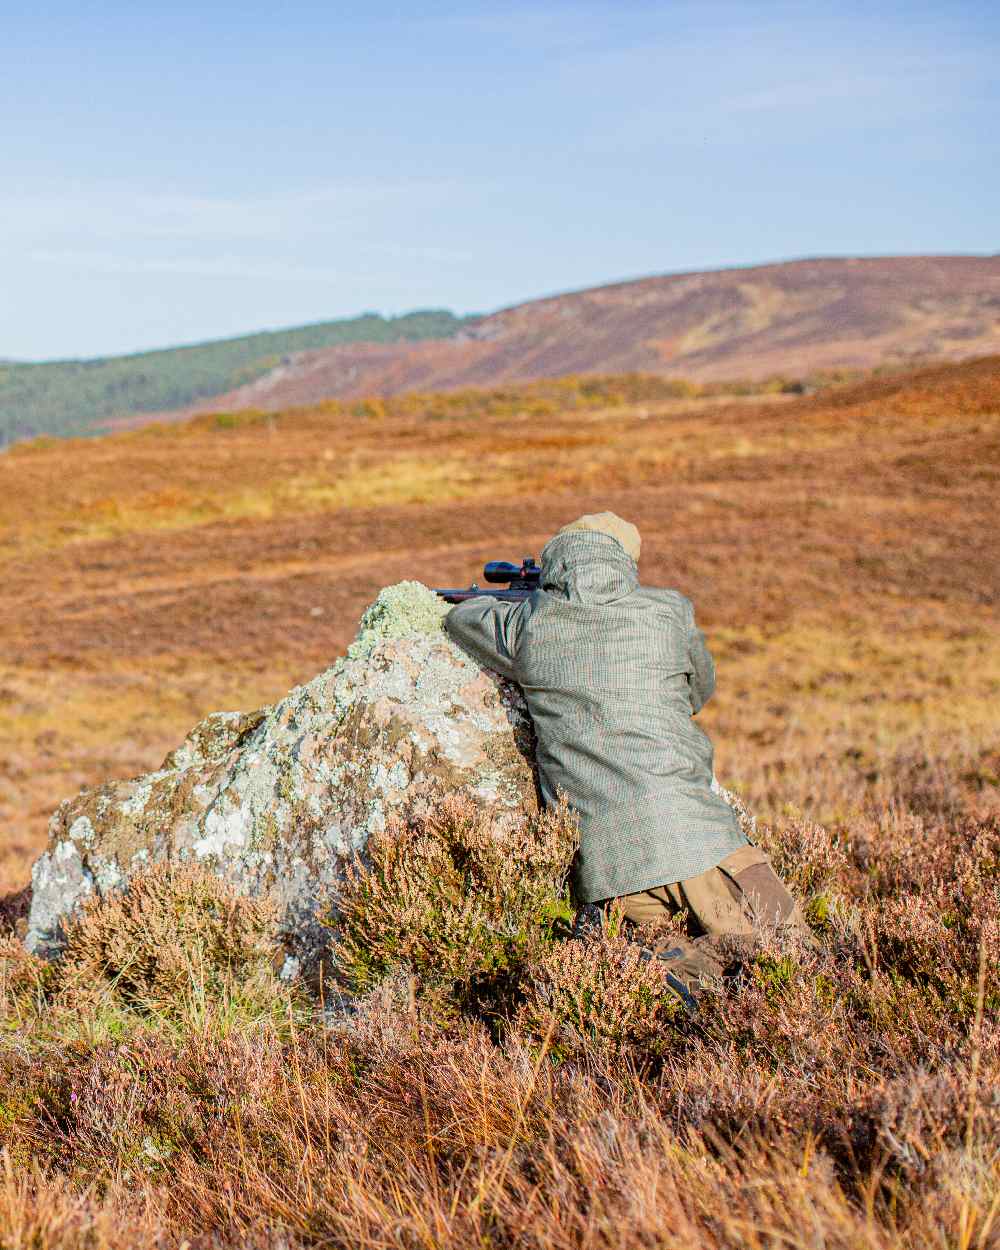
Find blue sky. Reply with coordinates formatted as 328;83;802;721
2;0;997;360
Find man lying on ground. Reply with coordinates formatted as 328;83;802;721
444;511;811;1005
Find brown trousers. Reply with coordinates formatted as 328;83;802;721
618;845;808;936
606;846;812;989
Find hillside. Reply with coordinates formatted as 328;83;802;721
5;256;998;445
181;254;1000;415
0;309;467;444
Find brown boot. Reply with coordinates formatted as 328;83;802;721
634;932;727;1014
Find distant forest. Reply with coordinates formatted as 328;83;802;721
0;310;468;445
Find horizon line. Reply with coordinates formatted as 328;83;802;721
8;250;997;367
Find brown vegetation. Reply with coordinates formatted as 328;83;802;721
335;797;579;1020
1;354;997;889
0;783;997;1247
0;352;997;1246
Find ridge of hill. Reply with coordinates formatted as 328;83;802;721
179;255;1000;417
5;255;999;445
0;309;468;445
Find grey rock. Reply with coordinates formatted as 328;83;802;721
26;584;536;966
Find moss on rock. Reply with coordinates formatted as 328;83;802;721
347;581;449;660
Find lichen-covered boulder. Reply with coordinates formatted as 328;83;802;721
25;584;536;969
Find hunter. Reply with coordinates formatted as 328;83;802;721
444;511;810;1000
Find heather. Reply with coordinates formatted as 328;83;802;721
1;755;998;1248
334;797;579;1020
0;355;997;1245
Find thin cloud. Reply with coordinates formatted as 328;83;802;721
29;240;473;281
2;178;472;247
30;248;357;282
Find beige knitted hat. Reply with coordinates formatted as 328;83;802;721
556;511;641;563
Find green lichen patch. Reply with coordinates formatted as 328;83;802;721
347;581;449;660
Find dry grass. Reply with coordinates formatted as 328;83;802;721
2;355;998;884
0;781;997;1248
0;356;997;1245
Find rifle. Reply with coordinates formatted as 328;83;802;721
435;557;541;604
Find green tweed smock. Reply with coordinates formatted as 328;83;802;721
444;530;746;903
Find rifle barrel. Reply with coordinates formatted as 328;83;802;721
436;587;534;604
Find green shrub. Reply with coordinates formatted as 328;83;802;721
56;863;283;1025
334;795;578;1019
517;925;684;1061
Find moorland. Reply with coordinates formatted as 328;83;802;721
0;354;997;1247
